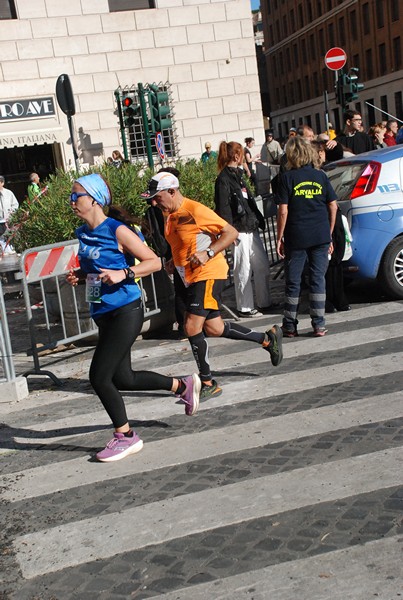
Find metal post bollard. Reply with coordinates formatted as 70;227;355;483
0;278;29;401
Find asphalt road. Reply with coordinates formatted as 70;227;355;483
1;278;402;600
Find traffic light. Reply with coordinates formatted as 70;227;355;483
148;84;172;133
335;68;364;108
121;93;139;127
344;68;364;104
335;72;348;108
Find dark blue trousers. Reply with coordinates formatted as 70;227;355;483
283;243;329;332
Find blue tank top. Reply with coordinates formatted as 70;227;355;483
76;217;141;317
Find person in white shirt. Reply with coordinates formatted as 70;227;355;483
0;176;19;254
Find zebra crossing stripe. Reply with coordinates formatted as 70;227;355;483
3;303;402;420
13;447;403;579
11;351;403;443
133;301;403;359
3;392;402;502
151;535;402;600
150;321;403;377
15;315;403;411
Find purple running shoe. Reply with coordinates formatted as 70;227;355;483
178;373;201;416
96;431;143;462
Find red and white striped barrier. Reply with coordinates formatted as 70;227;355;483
18;240;91;385
23;243;79;283
18;239;166;385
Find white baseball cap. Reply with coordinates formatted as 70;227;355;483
140;172;179;200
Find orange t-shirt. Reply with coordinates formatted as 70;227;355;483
165;197;229;285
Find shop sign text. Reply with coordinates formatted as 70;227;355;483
0;132;58;148
0;97;56;121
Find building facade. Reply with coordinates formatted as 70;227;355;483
253;9;270;123
261;0;403;138
0;0;264;201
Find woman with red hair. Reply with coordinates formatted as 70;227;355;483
214;141;272;317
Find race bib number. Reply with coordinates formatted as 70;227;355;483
85;273;102;303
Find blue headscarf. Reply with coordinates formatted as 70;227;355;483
75;174;111;207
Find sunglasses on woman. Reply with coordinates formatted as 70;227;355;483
69;192;89;203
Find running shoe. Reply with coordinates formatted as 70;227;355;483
263;324;283;366
238;309;263;318
313;327;328;337
96;431;143;462
200;379;223;402
179;373;201;416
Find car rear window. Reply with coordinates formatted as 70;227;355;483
324;162;368;201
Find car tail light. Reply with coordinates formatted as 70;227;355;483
350;161;381;199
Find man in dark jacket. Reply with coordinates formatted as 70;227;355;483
335;110;375;154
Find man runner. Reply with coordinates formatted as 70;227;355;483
141;172;283;400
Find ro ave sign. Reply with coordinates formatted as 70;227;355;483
0;97;56;122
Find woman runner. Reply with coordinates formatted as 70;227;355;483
67;173;200;462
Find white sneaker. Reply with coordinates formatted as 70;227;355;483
238;309;263;318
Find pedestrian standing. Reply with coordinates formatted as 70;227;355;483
215;141;273;317
260;130;284;164
67;173;200;463
27;173;42;201
276;137;337;337
111;150;125;167
335;111;375;154
243;137;260;192
0;176;18;220
0;175;19;255
201;142;217;163
383;120;398;146
141;172;283;401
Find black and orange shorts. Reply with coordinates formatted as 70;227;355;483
185;279;225;319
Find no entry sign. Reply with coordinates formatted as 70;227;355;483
325;47;347;71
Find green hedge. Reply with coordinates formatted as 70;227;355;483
7;158;219;253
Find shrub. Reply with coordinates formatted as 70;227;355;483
7;158;219;253
174;158;217;210
7;169;80;252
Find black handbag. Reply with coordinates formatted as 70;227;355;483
262;194;277;218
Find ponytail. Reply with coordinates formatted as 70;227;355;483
217;141;244;173
107;205;150;237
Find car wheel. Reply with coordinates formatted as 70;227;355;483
378;237;403;299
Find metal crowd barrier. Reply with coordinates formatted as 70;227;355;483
0;278;16;383
260;194;284;280
255;162;284;279
19;240;170;385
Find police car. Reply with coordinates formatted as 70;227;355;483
324;145;403;299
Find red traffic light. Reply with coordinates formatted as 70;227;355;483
122;96;133;108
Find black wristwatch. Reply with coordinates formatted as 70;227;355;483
206;248;215;259
125;268;135;281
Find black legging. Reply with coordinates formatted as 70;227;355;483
90;299;174;428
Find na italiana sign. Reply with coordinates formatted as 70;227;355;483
0;97;56;122
0;132;59;148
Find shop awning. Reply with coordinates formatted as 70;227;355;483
0;119;65;149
